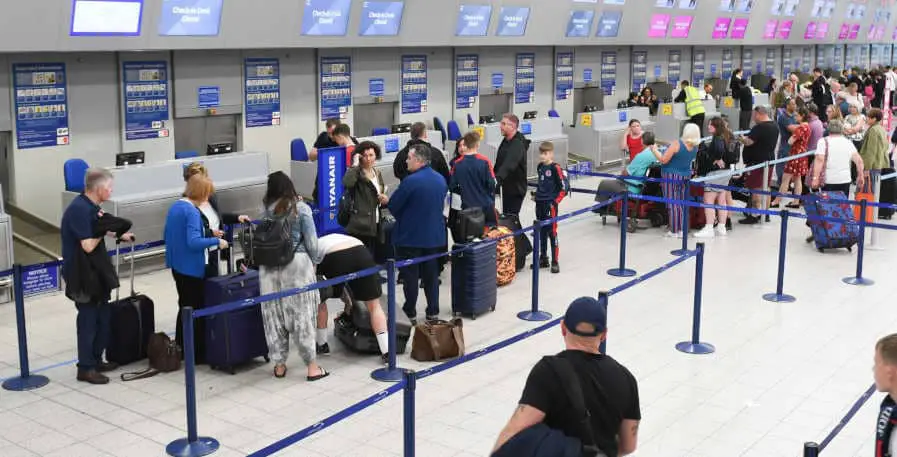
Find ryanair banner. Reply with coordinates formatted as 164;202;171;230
315;146;348;235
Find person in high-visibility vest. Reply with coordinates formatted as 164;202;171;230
680;80;706;137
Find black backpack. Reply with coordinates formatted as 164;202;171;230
251;205;296;267
337;188;355;227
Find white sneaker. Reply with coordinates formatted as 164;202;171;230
693;225;715;238
715;224;728;237
664;231;676;238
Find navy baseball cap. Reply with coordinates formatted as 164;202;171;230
563;297;607;337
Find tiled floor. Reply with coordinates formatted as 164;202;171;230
0;175;893;456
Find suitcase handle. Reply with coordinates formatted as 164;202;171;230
114;239;137;301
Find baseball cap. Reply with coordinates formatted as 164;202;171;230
563;297;607;337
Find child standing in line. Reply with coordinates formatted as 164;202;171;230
532;142;567;274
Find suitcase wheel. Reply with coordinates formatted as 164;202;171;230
649;213;665;228
491;305;496;312
601;216;607;226
471;314;477;320
263;356;270;363
818;248;824;253
847;246;853;253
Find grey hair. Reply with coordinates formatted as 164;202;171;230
827;119;845;135
408;145;431;165
84;167;113;192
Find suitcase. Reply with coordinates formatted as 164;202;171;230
107;242;156;366
203;269;270;374
879;168;896;219
485;226;516;286
334;300;411;354
803;191;860;252
498;214;532;272
451;242;498;319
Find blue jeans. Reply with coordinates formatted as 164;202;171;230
75;302;111;371
776;144;790;184
396;246;441;319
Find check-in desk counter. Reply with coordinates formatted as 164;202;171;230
479;118;568;177
720;93;771;129
567;107;654;168
290;130;444;199
61;152;270;249
655;100;721;141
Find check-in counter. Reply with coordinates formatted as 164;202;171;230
479;118;569;177
720;93;771;129
0;188;12;303
567;107;655;168
291;130;445;199
61;152;270;247
655;101;722;142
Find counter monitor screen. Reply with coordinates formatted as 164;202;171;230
523;111;538;120
71;0;144;36
456;4;492;36
359;1;405;36
207;142;234;155
391;123;412;134
116;151;145;166
479;114;496;124
158;0;224;36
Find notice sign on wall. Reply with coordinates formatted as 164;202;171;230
401;55;428;114
123;61;169;141
555;52;574;101
13;63;69;149
455;55;479;109
320;56;352;121
515;53;535;104
244;58;281;128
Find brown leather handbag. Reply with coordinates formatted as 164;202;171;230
411;319;466;362
121;332;182;381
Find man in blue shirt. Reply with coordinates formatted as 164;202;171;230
60;168;133;385
776;98;799;183
450;131;498;226
386;145;448;324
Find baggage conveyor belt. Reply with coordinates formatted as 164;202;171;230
7;205;61;266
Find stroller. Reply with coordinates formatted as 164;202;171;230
594;166;667;232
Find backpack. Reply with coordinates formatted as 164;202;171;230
251;204;296;267
723;138;741;166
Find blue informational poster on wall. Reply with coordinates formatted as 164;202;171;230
722;49;733;79
743;49;753;78
369;78;385;97
244;58;281;128
693;50;706;84
492;72;504;90
123;61;170;141
456;54;479;109
783;48;792;77
834;46;842;71
401;55;428;114
515;53;535;104
668;50;681;85
802;48;812;72
555;52;574;101
320;56;352;121
198;86;220;108
766;49;776;77
13;63;69;149
631;51;647;92
600;51;616;95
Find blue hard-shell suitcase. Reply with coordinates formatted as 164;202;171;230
204;270;270;374
803;191;859;252
451;242;498;319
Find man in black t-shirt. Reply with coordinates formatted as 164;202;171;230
493;297;640;457
737;106;779;224
309;118;341;162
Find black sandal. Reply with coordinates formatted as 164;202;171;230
274;364;287;378
307;367;329;382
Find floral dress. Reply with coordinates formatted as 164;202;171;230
784;122;810;177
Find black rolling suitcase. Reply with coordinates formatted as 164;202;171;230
107;242;156;366
879;168;896;219
451;241;497;319
498;214;532;272
334;300;411;354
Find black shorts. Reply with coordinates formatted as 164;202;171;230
318;245;382;301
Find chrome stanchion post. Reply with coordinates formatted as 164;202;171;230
403;370;416;457
598;291;609;354
802;442;820;457
608;193;637;277
675;243;715;354
843;199;875;286
2;264;50;391
166;307;219;457
763;210;796;302
372;260;405;382
519;222;552;321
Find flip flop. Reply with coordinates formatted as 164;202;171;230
307;367;329;382
274;364;287;378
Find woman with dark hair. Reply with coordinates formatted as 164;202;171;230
729;68;743;95
258;171;328;381
639;87;659;116
342;141;389;257
693;117;734;238
771;107;811;208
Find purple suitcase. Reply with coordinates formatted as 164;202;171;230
203;269;270;374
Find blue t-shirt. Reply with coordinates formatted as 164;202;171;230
625;149;659;194
661;140;698;177
778;111;797;153
60;194;100;282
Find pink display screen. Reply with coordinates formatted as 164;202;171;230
815;22;828;39
893;27;897;41
804;21;817;39
763;20;778;39
776;19;793;39
867;25;876;40
874;26;885;41
849;24;860;39
730;18;748;38
712;17;731;39
670;16;693;38
838;23;850;39
648;14;671;38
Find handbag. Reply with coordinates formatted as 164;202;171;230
120;332;182;381
410;319;465;362
378;207;395;242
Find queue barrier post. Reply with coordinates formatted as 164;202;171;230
2;264;50;392
671;180;690;256
675;243;715;355
372;259;405;382
167;307;220;457
843;199;875;286
403;369;416;457
518;221;552;322
763;210;796;303
608;193;637;278
802;442;820;457
598;291;609;354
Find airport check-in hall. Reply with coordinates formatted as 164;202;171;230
0;0;896;456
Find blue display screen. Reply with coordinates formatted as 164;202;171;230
157;0;223;36
456;4;492;36
596;10;622;37
71;0;144;36
359;1;404;36
302;0;352;36
496;7;530;36
567;10;595;37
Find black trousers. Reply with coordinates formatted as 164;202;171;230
502;192;524;217
172;270;207;363
739;110;752;131
689;113;706;137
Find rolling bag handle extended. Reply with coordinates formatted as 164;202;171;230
114;238;138;300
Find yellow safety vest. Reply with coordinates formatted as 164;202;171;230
684;86;706;117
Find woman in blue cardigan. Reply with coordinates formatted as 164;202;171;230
165;174;228;363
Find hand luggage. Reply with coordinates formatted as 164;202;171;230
853;180;875;223
879;168;896;219
451;241;497;319
802;191;860;252
410;319;465;362
107;242;156;366
497;213;532;272
203;268;270;374
448;186;486;243
334;300;411;354
485;226;516;286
